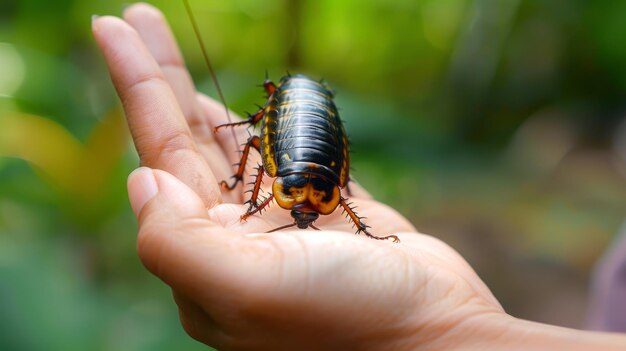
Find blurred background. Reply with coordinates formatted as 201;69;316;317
1;0;625;349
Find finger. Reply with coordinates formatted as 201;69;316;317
128;167;277;311
123;3;219;140
93;15;221;207
128;167;231;346
123;4;204;128
129;166;220;287
123;4;239;200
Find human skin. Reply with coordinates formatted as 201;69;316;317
92;3;626;350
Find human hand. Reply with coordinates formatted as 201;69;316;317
93;3;510;350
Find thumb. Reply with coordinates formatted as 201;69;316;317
127;167;219;284
128;167;159;218
127;166;208;220
127;167;278;309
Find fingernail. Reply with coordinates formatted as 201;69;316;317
128;167;158;217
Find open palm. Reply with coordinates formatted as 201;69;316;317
93;3;506;350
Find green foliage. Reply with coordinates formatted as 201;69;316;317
1;0;625;348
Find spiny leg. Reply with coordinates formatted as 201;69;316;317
241;165;274;221
221;135;260;190
241;194;274;221
245;165;265;211
214;106;265;133
339;197;400;243
213;79;275;132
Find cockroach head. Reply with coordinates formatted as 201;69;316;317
290;210;319;229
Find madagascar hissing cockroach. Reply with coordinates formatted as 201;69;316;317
184;1;398;242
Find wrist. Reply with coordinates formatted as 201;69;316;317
422;312;626;351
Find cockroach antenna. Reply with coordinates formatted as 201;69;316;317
182;0;238;151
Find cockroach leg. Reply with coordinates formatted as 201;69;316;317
214;107;265;133
221;135;260;190
243;165;265;211
240;164;274;221
339;197;400;243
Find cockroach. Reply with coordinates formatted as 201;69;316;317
184;1;399;243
